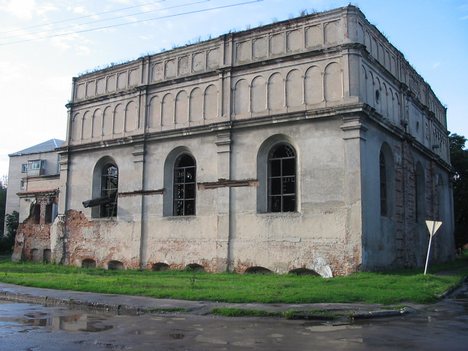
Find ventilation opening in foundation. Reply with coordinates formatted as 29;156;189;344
82;258;97;269
244;266;273;274
152;262;170;271
288;268;320;276
185;263;204;272
108;260;124;270
43;249;51;263
30;248;40;262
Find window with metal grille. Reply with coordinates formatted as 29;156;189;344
173;154;196;216
100;164;118;217
268;144;296;212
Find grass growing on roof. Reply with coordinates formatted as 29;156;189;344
0;254;466;305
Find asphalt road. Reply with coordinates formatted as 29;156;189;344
0;282;467;351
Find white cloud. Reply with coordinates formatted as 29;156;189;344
108;0;132;4
0;0;37;19
432;62;441;69
76;45;92;56
72;6;86;15
0;60;27;83
138;34;153;41
37;2;58;16
49;33;92;56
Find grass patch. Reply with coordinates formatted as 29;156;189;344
0;254;466;305
211;308;345;319
146;307;187;314
211;308;280;318
283;309;344;320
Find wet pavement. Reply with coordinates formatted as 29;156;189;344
0;282;467;350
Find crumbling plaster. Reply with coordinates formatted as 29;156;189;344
13;5;454;276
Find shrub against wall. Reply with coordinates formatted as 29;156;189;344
450;133;468;248
0;211;18;253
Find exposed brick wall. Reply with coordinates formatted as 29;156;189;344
12;218;51;262
61;210;140;269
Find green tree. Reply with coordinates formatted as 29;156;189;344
449;133;468;248
0;211;19;253
0;181;5;237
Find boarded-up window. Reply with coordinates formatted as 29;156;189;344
113;104;124;134
268;73;283;110
204;85;218;120
162;94;174;126
234;79;248;115
251;76;266;113
324;62;341;102
175;91;188;125
125;101;138;132
189;88;203;122
148;96;161;128
305;66;322;105
286;69;302;107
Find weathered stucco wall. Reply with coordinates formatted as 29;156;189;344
361;121;455;270
42;5;455;275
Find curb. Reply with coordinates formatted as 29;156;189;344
0;289;408;320
436;276;468;299
0;291;142;315
351;307;408;319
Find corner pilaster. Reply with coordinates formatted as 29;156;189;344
340;115;367;273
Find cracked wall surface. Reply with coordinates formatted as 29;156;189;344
13;6;455;276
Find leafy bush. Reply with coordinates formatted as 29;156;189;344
0;211;18;253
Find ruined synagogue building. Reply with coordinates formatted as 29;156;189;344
13;6;454;275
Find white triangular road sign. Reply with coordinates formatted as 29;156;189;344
425;220;442;237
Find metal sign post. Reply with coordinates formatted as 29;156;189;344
424;220;442;275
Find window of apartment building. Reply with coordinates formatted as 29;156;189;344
21;163;28;173
27;160;45;176
173;154;196;216
268;144;296;212
28;160;43;170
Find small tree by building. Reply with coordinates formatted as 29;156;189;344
449;133;468;249
1;211;18;254
0;180;5;238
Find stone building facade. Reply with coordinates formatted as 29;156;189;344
48;6;453;275
5;139;63;262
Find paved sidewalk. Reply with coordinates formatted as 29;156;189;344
0;282;412;319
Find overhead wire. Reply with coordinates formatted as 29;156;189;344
0;0;211;41
0;0;263;46
0;0;167;35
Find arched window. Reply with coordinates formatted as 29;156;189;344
173;154;196;216
380;152;388;216
100;163;118;217
379;143;394;217
415;162;425;223
268;144;296;212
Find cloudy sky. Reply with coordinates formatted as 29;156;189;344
0;0;467;179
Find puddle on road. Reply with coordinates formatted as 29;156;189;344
20;312;113;332
0;304;113;333
302;320;363;332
